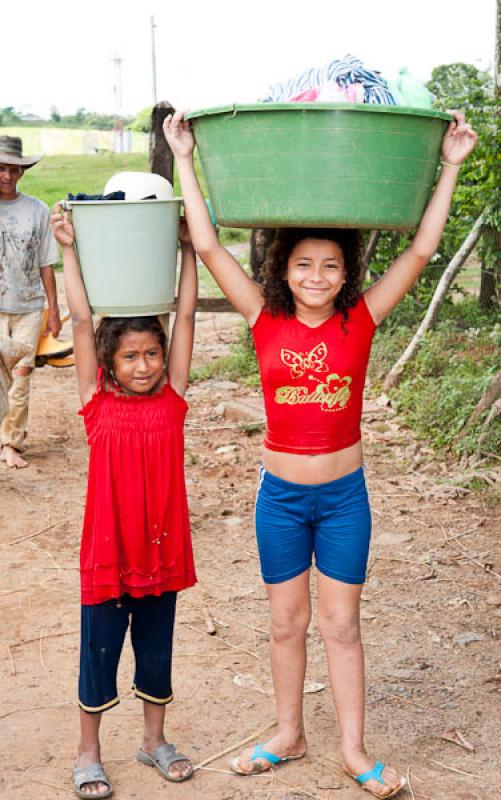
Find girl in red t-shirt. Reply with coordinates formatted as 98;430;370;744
51;209;197;797
165;110;476;799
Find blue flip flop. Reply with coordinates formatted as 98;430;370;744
230;743;306;775
352;761;406;798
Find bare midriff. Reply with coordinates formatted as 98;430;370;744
262;440;363;485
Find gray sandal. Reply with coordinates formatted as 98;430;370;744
137;743;194;783
72;763;113;798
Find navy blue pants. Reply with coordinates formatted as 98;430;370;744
79;592;177;713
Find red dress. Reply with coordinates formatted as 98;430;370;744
78;373;196;605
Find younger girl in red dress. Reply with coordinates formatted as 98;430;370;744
164;109;477;799
51;209;197;798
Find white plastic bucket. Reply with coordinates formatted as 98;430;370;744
68;199;181;316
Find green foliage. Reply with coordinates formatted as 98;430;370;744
129;107;153;133
0;106;22;125
370;299;501;460
219;227;248;245
0;105;133;130
56;108;133;130
426;63;500;303
397;371;501;459
426;63;492;110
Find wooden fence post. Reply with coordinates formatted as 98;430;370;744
149;102;175;182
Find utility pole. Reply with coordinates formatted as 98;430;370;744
151;16;158;106
112;55;123;117
112;55;124;153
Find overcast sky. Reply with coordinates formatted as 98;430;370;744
3;0;496;118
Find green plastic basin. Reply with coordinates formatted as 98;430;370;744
68;199;181;316
186;104;452;230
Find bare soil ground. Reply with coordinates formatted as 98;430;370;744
1;303;500;800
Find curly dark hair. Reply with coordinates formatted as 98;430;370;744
261;228;364;318
95;316;167;380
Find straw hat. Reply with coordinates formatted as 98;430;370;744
0;136;43;169
35;311;73;367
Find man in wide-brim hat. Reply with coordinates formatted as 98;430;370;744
0;135;61;468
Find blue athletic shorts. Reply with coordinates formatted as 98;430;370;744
255;465;371;585
79;591;177;713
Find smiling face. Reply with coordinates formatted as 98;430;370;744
112;330;165;394
0;163;24;200
285;238;346;315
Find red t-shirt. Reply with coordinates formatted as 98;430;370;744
78;375;196;605
252;295;376;455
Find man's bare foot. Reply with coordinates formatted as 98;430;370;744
342;749;405;798
230;732;307;774
1;445;28;469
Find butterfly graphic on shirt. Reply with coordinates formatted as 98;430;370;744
280;342;329;379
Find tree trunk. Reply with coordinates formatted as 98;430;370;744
383;213;485;392
250;229;275;282
149;102;175;182
363;231;380;266
363;230;381;280
479;224;501;309
455;368;501;454
474;398;501;460
466;369;501;427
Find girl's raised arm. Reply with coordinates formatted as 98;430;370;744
167;221;197;396
364;112;477;326
164;111;264;327
51;206;98;406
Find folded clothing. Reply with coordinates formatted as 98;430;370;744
262;54;396;105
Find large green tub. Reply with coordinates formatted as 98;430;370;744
186;104;452;230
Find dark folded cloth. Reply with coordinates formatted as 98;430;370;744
67;191;126;201
67;192;159;202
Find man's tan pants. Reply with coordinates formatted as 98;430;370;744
0;311;43;452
